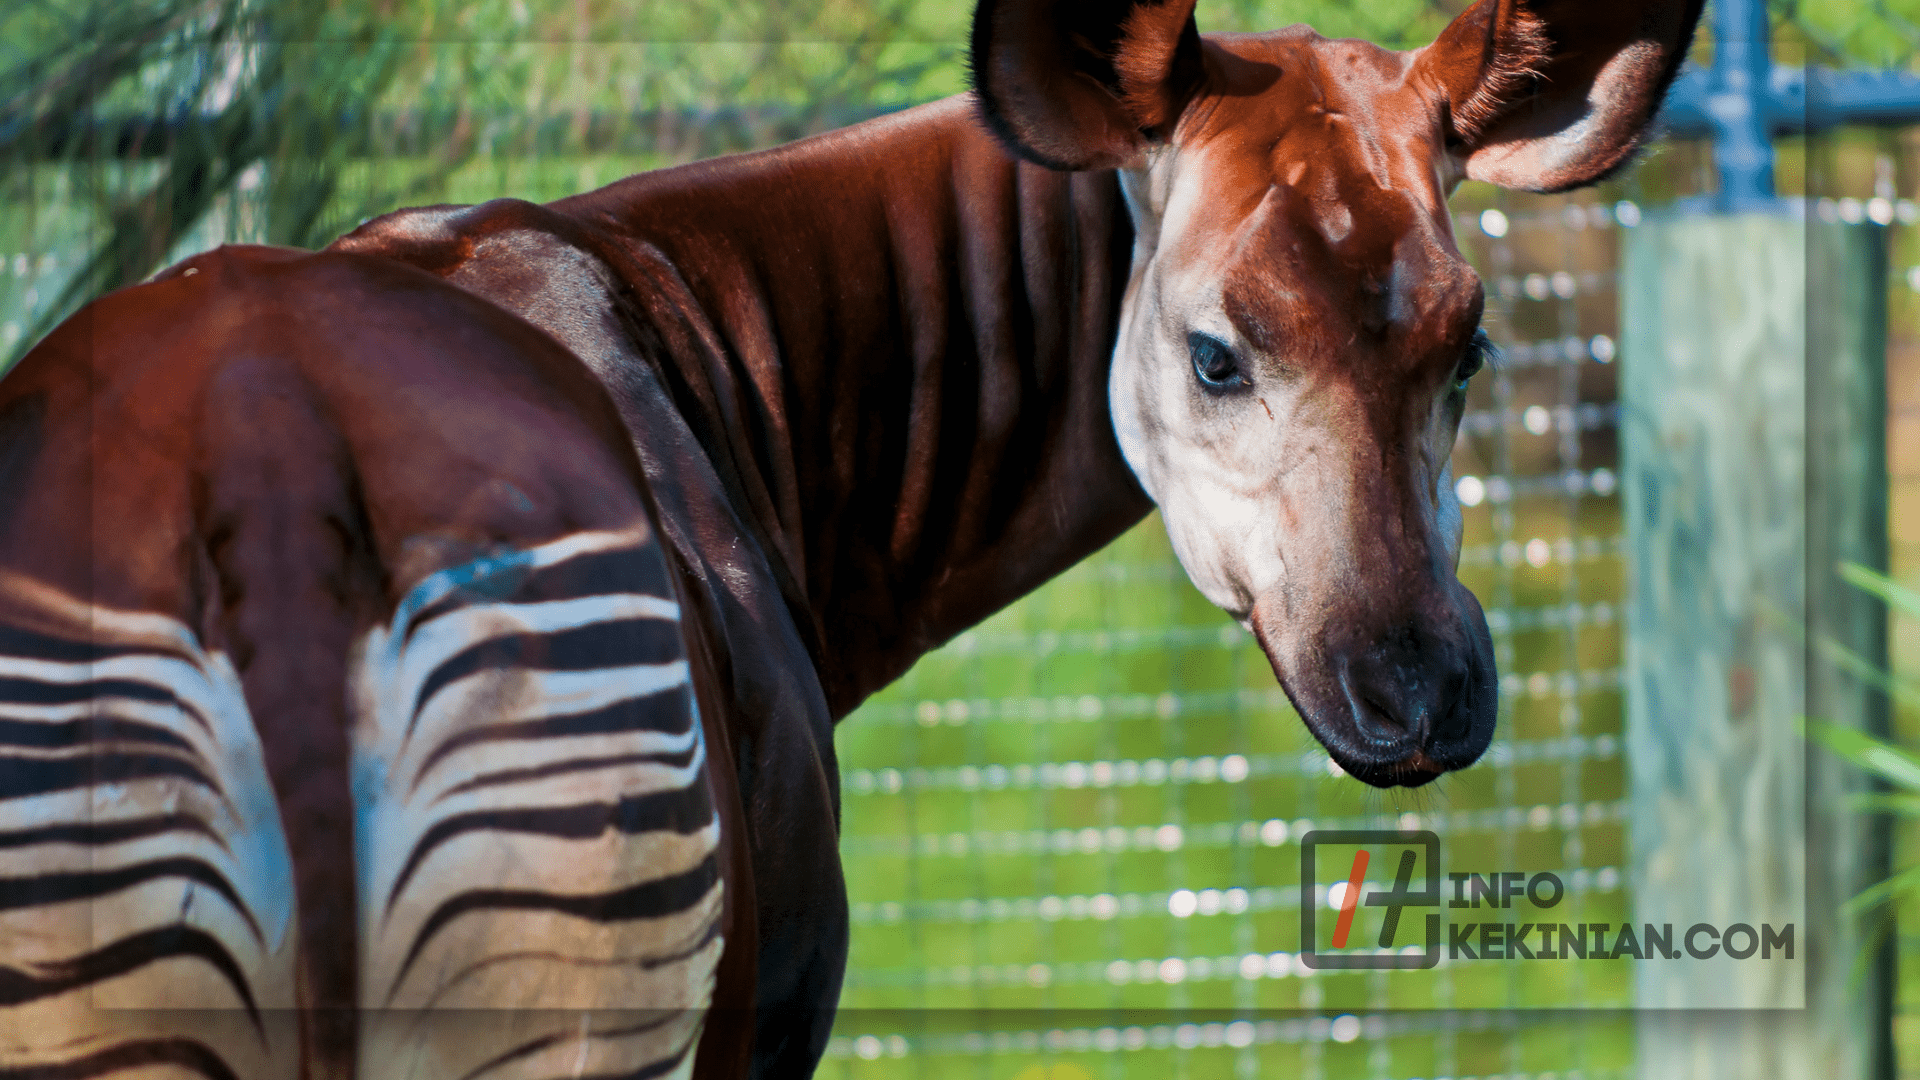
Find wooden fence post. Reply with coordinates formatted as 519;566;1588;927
1621;213;1890;1079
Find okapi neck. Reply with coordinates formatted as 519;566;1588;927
555;96;1154;716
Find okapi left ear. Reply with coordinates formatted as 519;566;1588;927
970;0;1204;171
1415;0;1706;192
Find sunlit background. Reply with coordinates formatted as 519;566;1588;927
4;1;1918;1076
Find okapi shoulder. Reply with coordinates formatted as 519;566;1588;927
331;202;646;364
330;199;602;277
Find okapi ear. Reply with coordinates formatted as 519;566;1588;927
970;0;1205;171
1416;0;1705;192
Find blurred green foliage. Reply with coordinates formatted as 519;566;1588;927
1810;566;1920;927
0;0;952;347
1774;0;1920;68
11;0;1912;352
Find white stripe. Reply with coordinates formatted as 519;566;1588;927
379;817;722;931
412;723;701;798
392;907;725;1010
387;527;657;637
0;570;207;655
0;871;273;974
0;789;196;839
0;815;236;880
359;1003;705;1080
414;730;705;812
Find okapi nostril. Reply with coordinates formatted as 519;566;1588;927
1430;674;1475;744
1349;687;1419;747
1341;649;1429;738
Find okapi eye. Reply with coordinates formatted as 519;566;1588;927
1453;329;1492;393
1188;332;1246;392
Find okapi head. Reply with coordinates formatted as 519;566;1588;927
972;0;1701;787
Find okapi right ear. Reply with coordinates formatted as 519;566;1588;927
1416;0;1705;192
970;0;1205;172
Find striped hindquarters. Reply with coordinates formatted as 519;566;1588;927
351;527;722;1080
0;575;301;1080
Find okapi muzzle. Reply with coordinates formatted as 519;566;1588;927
1250;538;1498;789
1239;397;1499;788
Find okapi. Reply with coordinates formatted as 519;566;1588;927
0;0;1703;1076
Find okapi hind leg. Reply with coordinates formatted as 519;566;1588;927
246;252;739;1080
190;327;727;1079
0;573;309;1080
0;313;311;1077
0;246;737;1080
347;526;722;1080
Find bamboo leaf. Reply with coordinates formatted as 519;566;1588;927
1844;862;1920;917
1838;561;1920;624
1806;720;1920;792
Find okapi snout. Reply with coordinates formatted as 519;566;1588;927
1252;581;1496;789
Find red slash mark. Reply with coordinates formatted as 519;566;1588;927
1331;849;1370;948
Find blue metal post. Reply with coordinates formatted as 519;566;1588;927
1708;0;1777;208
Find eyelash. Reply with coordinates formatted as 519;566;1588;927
1454;329;1493;393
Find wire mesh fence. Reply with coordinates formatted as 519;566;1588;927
4;1;1920;1077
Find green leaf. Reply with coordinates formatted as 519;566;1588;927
1809;633;1920;712
1838;561;1920;624
1835;557;1920;618
1844;861;1920;917
1806;720;1920;792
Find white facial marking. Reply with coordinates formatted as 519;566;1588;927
1111;151;1300;619
1319;201;1353;244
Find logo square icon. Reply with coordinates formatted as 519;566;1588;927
1299;830;1441;969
